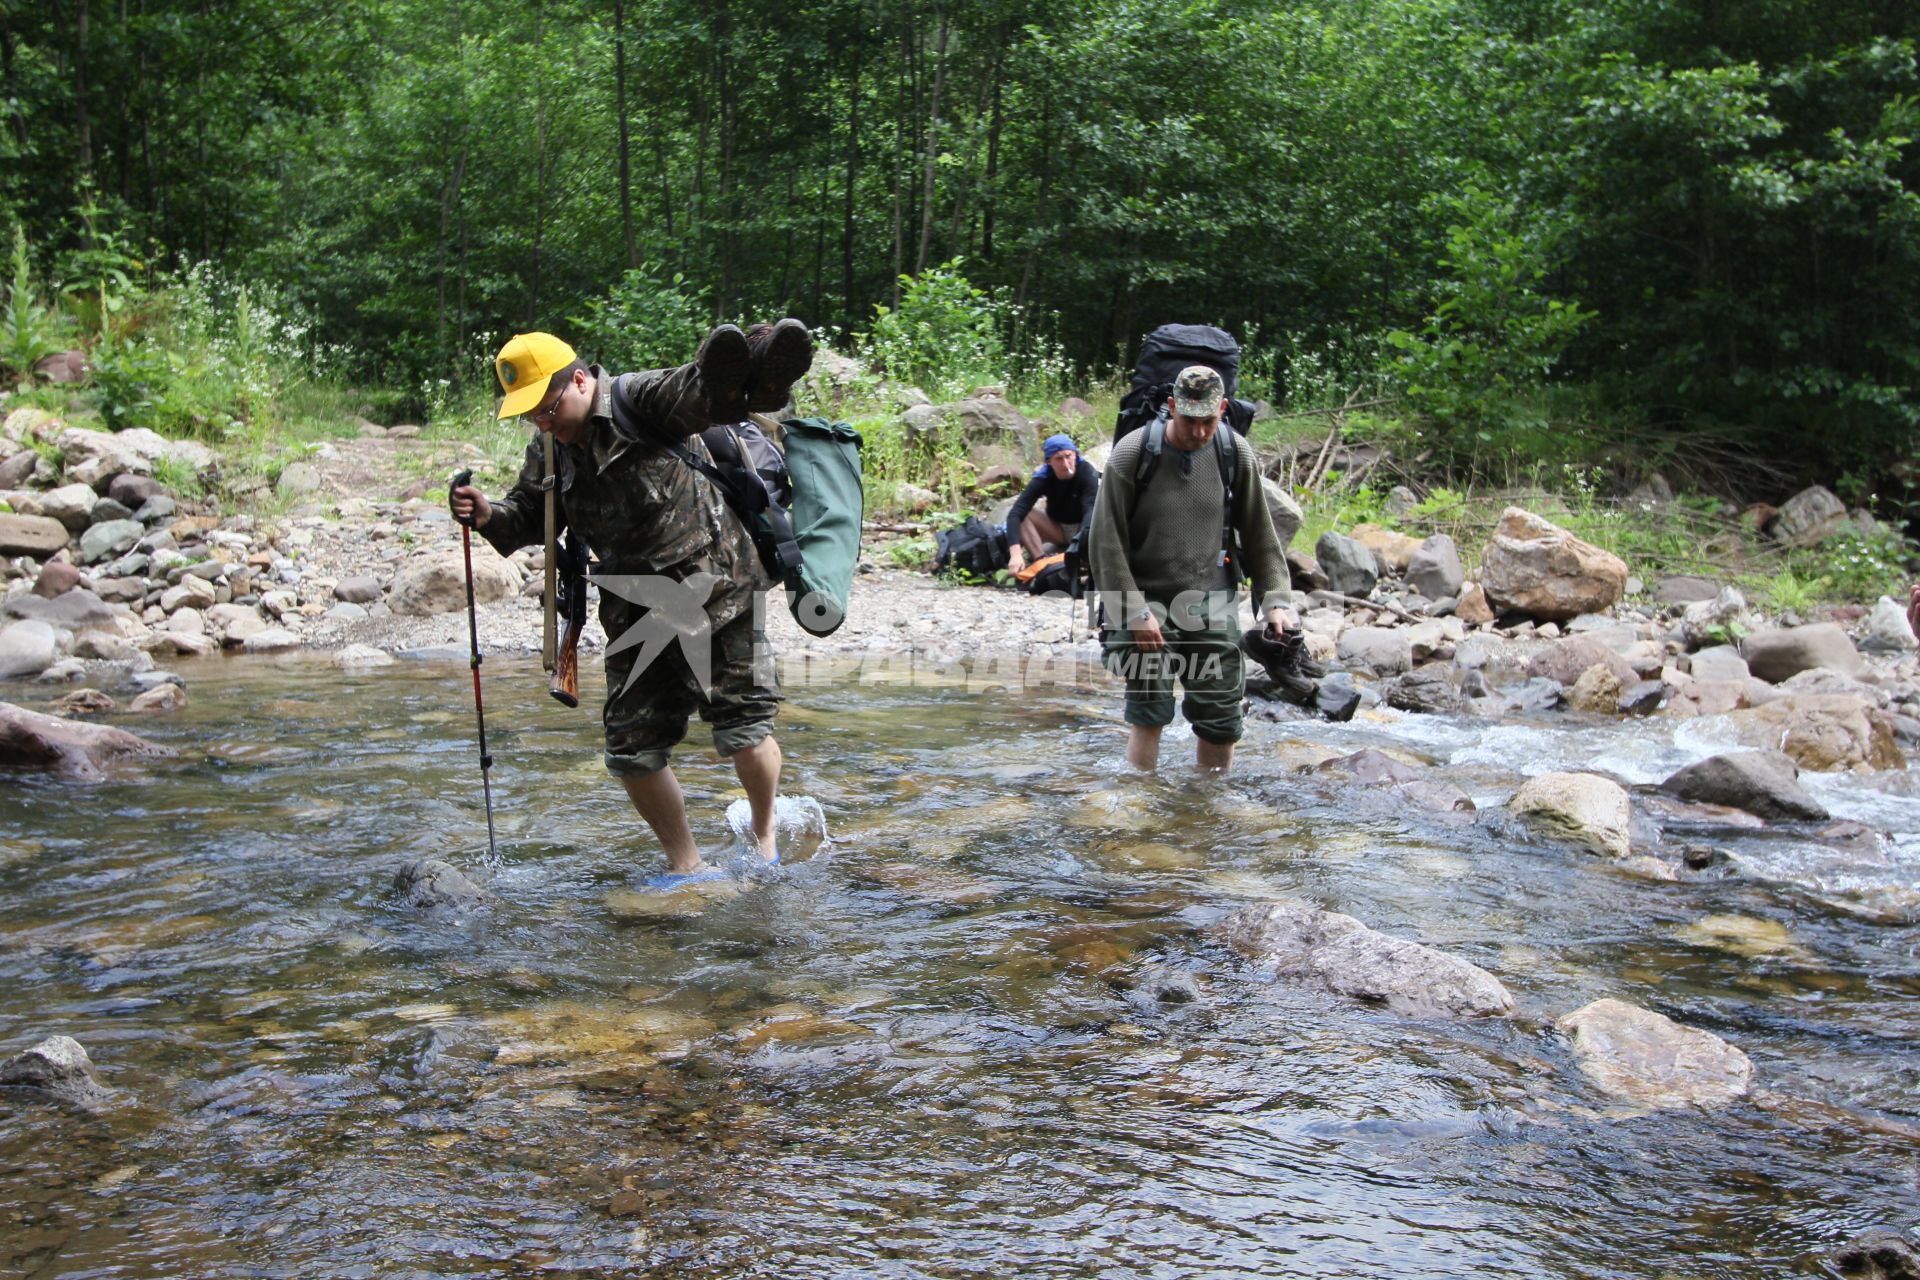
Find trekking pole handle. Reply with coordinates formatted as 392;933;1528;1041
451;469;475;528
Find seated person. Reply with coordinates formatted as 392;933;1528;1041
1006;434;1101;573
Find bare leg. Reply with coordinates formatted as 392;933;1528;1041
619;768;706;874
729;735;782;861
1196;738;1234;773
1126;724;1163;772
1022;508;1068;558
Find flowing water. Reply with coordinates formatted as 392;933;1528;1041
3;653;1920;1278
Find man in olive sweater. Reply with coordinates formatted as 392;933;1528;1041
1087;365;1296;772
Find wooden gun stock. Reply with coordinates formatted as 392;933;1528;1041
549;615;581;707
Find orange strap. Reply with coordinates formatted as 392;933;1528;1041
1015;552;1066;584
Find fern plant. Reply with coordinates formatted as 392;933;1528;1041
1;227;72;384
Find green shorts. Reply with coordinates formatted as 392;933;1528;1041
602;610;782;775
1100;617;1246;745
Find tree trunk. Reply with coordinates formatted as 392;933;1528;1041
890;23;906;309
613;0;635;270
75;0;93;180
530;1;547;324
982;29;1005;262
841;50;860;327
913;15;948;276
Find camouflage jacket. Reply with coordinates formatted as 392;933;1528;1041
479;362;766;631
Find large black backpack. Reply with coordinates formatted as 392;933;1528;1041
933;515;1008;579
1114;323;1256;441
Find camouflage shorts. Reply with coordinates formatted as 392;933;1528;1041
602;610;782;776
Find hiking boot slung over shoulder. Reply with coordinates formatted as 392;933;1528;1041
696;324;754;422
745;319;814;414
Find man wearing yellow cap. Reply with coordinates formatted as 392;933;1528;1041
450;320;813;887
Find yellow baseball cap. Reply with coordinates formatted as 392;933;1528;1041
494;332;578;419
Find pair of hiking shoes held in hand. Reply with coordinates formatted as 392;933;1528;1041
697;319;814;421
1242;622;1359;722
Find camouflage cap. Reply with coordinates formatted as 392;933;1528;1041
1170;365;1226;418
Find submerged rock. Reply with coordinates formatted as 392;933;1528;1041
394;857;487;910
1509;772;1632;858
0;700;176;781
1726;694;1905;773
1556;998;1752;1110
0;1035;114;1111
1660;750;1828;822
1222;898;1514;1019
1742;623;1862;684
1828;1229;1920;1280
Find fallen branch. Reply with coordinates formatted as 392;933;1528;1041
864;521;930;534
1307;590;1420;622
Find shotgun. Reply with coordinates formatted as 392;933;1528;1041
549;528;588;707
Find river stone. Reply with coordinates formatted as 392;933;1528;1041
1770;484;1848;546
1455;583;1494;625
129;684;187;713
1285;549;1328;592
0;513;69;558
243;627;303;654
1222;898;1515;1019
1479;507;1627;621
107;473;161;508
0;1035;114;1111
40;483;100;532
1689;644;1750;683
390;550;519;617
1863;596;1919;653
1652;575;1723;605
0;620;57;678
1726;694;1905;772
1336;625;1411;675
1315;531;1379;597
1556;998;1752;1110
1618;679;1666;716
334;644;395;668
916;394;1037;472
73;629;138;662
1510;771;1631;857
0;450;35;488
32;560;82;598
1567;663;1624;714
89;496;135;526
1315;748;1429;786
79;519;143;564
0;700;176;780
395;858;487;910
1406;534;1465;601
1741;623;1861;683
133;495;177;524
335;575;383;604
160;576;218;613
4;588;114;632
1661;750;1828;821
53;688;115;716
276;461;323;496
1261;478;1304;552
1350;522;1422;575
1526;636;1636;688
205;603;269;646
1383;666;1458;714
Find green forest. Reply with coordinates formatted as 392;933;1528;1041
2;0;1917;508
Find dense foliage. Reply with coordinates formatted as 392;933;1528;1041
1;0;1916;493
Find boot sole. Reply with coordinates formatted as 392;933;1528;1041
746;320;813;413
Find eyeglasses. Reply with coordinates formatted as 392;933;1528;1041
529;382;570;424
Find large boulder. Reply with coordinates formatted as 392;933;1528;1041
390;551;520;617
0;1035;114;1111
54;427;149;492
1660;750;1828;821
911;393;1037;474
1769;484;1848;546
1479;507;1627;621
0;701;176;780
1556;998;1753;1110
396;858;487;910
1741;623;1862;684
1315;530;1379;597
0;513;69;559
1725;694;1905;772
1222;898;1514;1018
3;587;116;629
0;620;58;678
1406;533;1465;601
1349;522;1422;575
1509;771;1632;857
1260;477;1303;552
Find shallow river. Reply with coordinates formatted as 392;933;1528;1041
3;652;1920;1278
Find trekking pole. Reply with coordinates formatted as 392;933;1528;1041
451;469;498;865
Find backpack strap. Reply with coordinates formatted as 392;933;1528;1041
669;430;802;581
1126;415;1245;584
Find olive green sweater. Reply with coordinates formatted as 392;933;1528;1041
1086;427;1290;624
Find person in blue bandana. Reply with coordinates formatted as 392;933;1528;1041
1005;433;1101;574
